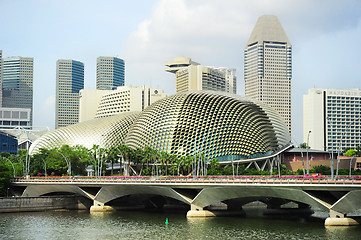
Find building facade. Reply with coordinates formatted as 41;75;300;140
56;60;84;129
79;89;112;122
0;131;18;154
244;15;292;133
303;88;361;152
79;86;168;122
0;50;2;107
95;86;168;119
96;56;125;90
2;56;33;126
165;57;236;94
30;91;291;162
0;107;31;129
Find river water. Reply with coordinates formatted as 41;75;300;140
1;207;361;240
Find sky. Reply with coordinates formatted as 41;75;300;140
1;0;361;145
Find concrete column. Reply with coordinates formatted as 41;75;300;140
325;210;359;226
186;204;216;218
89;200;115;212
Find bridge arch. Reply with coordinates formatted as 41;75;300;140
191;186;330;211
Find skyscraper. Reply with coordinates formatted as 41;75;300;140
244;15;292;133
56;59;84;129
304;88;361;152
0;50;2;107
96;56;125;90
2;56;34;126
165;57;236;94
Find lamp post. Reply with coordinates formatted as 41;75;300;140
336;118;360;178
327;117;335;179
306;130;311;175
58;151;71;176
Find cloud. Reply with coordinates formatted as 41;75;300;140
122;0;361;143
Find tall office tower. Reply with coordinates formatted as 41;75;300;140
96;56;125;90
2;56;34;126
304;88;361;152
165;57;236;93
56;60;84;129
245;15;292;133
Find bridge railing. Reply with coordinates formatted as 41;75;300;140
11;176;361;185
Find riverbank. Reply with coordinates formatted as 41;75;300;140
0;196;92;213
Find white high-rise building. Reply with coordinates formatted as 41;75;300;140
79;86;168;121
165;57;236;94
304;88;361;152
244;15;292;133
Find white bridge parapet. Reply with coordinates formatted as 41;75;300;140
11;176;361;226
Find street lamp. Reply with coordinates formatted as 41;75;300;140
306;130;311;175
58;151;71;176
327;117;335;180
336;118;360;178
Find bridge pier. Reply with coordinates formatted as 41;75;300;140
89;200;115;212
186;204;216;217
324;210;359;226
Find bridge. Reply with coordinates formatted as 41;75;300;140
10;176;361;226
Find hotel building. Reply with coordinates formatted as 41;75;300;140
303;88;361;152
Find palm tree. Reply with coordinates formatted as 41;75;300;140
160;151;170;175
106;146;118;176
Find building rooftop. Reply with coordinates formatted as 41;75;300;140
246;15;291;46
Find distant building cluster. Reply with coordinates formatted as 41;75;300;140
2;14;361;167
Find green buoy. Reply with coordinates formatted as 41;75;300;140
165;218;169;225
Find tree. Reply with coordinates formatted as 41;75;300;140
207;158;221;175
106;146;119;176
345;149;357;157
299;142;310;149
0;161;12;196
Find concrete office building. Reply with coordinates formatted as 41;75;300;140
2;56;33;126
56;60;84;129
303;88;361;152
245;15;292;133
96;56;125;90
165;57;236;94
0;107;31;129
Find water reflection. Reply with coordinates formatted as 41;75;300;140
1;209;361;240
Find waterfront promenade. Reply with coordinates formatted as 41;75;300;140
11;176;361;226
